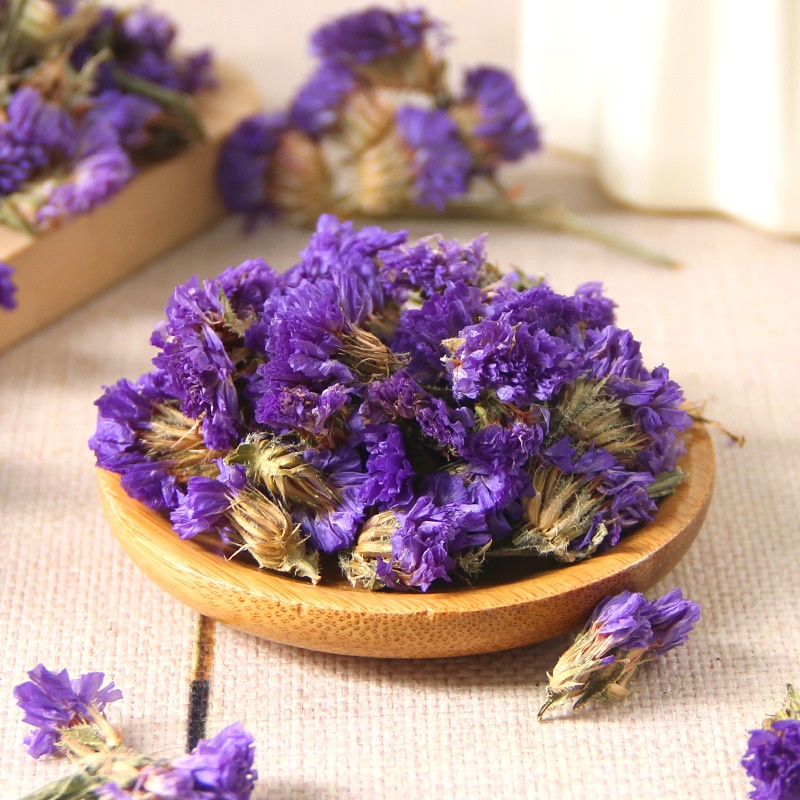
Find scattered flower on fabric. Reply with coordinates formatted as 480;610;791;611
742;685;800;800
91;213;699;591
0;0;213;235
538;588;701;718
14;665;257;800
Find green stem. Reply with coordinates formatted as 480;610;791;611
353;197;680;269
111;66;204;141
19;772;102;800
0;0;30;74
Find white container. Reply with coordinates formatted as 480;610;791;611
520;0;800;234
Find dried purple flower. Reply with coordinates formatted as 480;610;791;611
453;66;540;171
216;113;285;219
14;664;122;758
37;124;135;229
378;234;487;300
0;87;76;194
743;721;800;800
83;91;161;151
395;106;472;210
741;687;800;800
359;423;415;508
166;721;258;799
290;62;358;138
311;6;435;68
445;317;581;406
381;471;488;591
0;262;17;310
538;588;701;718
151;275;246;451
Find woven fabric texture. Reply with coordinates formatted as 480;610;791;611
1;154;798;800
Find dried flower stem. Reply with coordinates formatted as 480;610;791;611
351;196;679;269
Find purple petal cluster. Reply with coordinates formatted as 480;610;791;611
90;371;184;511
290;63;358;137
98;723;258;800
0;87;76;194
216;114;286;218
75;6;213;94
151;276;245;450
383;471;488;591
168;721;258;800
459;67;541;167
743;720;800;800
299;443;368;552
0;262;17;310
37;124;135;227
93;215;693;591
540;588;700;718
359;423;415;508
310;7;434;65
589;588;701;654
171;463;246;541
14;664;122;758
396;106;472;209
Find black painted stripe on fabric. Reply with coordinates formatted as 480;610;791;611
187;614;215;750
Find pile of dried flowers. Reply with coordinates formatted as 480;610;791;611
14;664;257;799
0;0;213;235
90;214;692;592
217;6;675;268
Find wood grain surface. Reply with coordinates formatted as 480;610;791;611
97;425;714;659
0;62;261;353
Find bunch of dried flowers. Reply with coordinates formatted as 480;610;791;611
14;664;257;800
0;0;213;235
90;214;693;592
217;5;675;268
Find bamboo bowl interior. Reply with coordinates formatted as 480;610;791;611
97;424;714;659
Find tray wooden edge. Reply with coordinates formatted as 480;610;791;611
97;424;714;659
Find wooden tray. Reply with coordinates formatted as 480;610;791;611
97;424;714;659
0;62;261;353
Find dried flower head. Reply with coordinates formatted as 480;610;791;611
0;262;17;310
14;664;122;759
742;686;800;800
230;434;340;510
538;588;701;719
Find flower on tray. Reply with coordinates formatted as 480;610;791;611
538;588;701;719
0;261;17;310
0;0;213;234
90;214;695;592
742;685;800;800
217;5;675;267
15;664;257;800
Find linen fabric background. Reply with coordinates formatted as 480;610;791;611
2;3;800;798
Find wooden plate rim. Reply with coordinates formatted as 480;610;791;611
98;424;714;617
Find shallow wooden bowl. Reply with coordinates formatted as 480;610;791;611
98;424;714;659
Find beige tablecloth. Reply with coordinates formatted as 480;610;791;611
1;154;798;799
